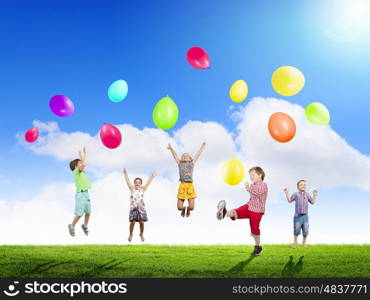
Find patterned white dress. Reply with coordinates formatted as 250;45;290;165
129;188;148;222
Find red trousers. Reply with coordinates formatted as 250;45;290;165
233;204;263;237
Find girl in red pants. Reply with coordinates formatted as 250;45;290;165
217;166;268;255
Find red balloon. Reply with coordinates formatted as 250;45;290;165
100;123;122;149
268;112;296;143
25;127;39;143
186;46;210;69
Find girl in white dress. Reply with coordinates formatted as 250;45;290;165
123;169;156;242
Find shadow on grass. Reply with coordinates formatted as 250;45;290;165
281;256;304;277
79;259;130;277
182;254;256;278
23;260;73;275
228;254;256;273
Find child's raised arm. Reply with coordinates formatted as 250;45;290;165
123;168;134;192
167;143;180;164
283;188;294;203
143;172;157;192
78;147;87;171
193;142;206;164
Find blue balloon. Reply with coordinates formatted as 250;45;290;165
108;80;128;102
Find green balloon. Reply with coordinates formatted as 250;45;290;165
152;96;179;130
108;80;128;103
305;102;330;125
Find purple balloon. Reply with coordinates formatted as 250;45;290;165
49;95;75;117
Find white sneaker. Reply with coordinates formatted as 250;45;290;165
68;224;75;236
81;224;89;236
216;200;227;220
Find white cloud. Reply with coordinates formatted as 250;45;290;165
235;97;370;193
23;121;234;176
6;97;370;245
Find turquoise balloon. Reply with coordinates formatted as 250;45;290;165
108;80;128;102
152;96;179;130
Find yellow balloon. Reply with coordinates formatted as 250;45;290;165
222;158;245;185
229;80;248;103
271;66;305;96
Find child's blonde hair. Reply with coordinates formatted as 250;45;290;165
249;166;265;180
181;153;193;162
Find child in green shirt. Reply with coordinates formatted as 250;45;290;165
68;147;91;237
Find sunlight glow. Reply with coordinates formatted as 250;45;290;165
325;0;370;43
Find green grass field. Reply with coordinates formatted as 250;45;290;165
0;245;369;278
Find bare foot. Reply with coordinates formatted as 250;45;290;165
139;234;145;242
181;207;186;217
291;243;297;248
128;234;133;242
303;243;307;248
186;208;191;217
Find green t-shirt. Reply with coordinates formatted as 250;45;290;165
72;168;91;192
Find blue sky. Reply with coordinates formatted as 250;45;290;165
0;1;370;204
0;0;369;245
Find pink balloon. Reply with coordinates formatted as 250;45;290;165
100;123;122;149
25;127;39;143
186;46;210;69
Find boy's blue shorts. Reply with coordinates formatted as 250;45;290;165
74;191;91;216
294;214;309;236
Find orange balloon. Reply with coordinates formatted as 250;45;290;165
268;112;296;143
